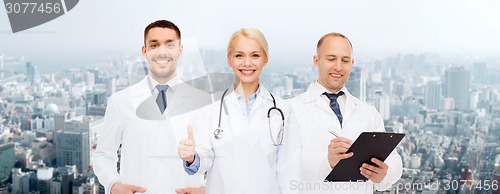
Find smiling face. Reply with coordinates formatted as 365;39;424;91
314;35;354;93
142;27;183;84
228;36;268;86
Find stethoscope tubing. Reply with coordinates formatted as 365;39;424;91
214;88;284;146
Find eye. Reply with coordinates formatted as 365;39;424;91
342;59;349;63
251;54;260;58
150;44;158;49
327;57;336;61
235;54;243;58
166;42;175;48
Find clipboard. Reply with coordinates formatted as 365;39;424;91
325;132;405;182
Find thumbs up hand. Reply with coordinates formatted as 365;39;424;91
178;124;196;164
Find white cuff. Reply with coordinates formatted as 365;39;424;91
107;179;121;194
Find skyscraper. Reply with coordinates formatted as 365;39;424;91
55;116;103;173
26;62;39;85
106;78;116;96
12;168;31;194
470;91;479;110
425;81;442;110
58;166;76;194
0;143;15;183
443;66;470;110
346;66;366;101
283;76;294;92
55;129;89;174
373;91;391;120
49;178;62;194
86;71;95;88
36;168;54;194
54;113;66;131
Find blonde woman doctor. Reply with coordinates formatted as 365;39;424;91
177;28;300;194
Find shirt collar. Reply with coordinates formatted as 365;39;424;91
234;84;261;101
147;74;181;94
311;81;348;96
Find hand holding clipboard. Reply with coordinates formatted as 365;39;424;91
325;132;405;182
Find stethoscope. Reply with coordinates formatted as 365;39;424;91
214;88;285;146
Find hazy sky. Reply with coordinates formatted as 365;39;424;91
1;0;499;69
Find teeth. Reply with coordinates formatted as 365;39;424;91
330;73;341;78
155;60;169;64
241;70;254;75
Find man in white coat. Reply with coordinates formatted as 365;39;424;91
92;20;210;194
288;32;403;193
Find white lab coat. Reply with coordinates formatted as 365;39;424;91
192;86;300;194
287;82;403;194
92;76;210;194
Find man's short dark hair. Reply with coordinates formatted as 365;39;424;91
144;20;181;44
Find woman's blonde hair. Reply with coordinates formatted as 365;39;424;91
227;28;269;58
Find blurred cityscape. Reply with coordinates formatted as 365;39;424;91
0;50;499;194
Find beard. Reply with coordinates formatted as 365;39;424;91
149;65;176;81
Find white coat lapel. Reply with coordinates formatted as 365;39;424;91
313;98;335;116
304;84;334;116
166;83;191;116
248;86;272;116
341;90;360;124
131;77;152;110
226;91;247;137
132;77;166;120
167;82;212;117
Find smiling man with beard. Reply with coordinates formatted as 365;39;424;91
92;20;210;194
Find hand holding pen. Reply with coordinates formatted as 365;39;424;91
327;131;354;169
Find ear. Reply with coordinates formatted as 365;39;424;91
313;55;319;68
142;45;147;58
263;55;269;67
178;44;184;57
227;54;232;67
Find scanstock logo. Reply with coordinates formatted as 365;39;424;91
3;0;79;33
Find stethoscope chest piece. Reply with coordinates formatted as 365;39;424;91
214;127;224;139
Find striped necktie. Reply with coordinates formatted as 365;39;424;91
323;91;345;126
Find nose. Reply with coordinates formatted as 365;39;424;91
158;45;168;54
243;56;252;66
332;60;342;71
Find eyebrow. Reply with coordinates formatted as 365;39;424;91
147;40;158;45
325;54;351;59
147;39;176;44
233;50;262;54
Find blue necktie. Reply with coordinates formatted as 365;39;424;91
323;91;345;126
156;85;169;114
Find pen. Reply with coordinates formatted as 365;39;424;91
329;131;339;138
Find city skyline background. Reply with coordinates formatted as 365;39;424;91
1;1;500;193
1;0;500;73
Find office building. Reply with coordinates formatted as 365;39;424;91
425;80;442;110
443;66;470;110
346;66;366;101
0;143;15;183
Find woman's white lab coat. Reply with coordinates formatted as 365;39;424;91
192;86;300;194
